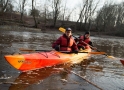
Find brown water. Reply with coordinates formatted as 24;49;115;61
0;29;124;90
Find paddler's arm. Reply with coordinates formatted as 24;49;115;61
52;37;61;50
88;41;97;50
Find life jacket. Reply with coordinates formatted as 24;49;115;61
77;35;90;49
59;34;75;51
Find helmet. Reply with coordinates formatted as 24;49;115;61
66;28;72;31
84;31;90;35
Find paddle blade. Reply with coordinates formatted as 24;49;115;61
107;56;115;59
59;27;66;33
89;52;106;54
19;48;53;52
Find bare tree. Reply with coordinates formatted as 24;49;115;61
65;8;76;21
5;3;13;12
76;0;99;31
76;0;87;30
20;0;27;22
87;0;99;31
62;0;67;21
59;0;76;27
13;0;27;22
0;0;10;12
41;0;50;26
52;0;61;27
95;1;124;34
31;0;38;28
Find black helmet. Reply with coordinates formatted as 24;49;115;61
84;31;90;35
66;28;72;31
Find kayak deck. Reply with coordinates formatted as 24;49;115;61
4;49;91;71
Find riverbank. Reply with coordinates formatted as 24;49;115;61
0;25;124;39
0;25;61;34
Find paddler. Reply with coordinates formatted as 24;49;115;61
77;31;97;50
52;28;78;53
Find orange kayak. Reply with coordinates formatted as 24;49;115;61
120;60;124;66
4;49;91;71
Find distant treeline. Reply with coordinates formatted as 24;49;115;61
0;0;124;37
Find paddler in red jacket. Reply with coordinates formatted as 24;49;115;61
77;31;97;50
52;28;78;53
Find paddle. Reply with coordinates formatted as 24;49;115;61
19;48;52;52
19;48;106;54
59;27;115;58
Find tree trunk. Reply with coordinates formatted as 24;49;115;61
32;0;37;28
2;0;9;12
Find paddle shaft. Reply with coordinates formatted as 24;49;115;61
61;51;105;54
20;48;53;52
19;48;105;54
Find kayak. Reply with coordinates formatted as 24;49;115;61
4;48;91;72
120;60;124;66
4;49;91;71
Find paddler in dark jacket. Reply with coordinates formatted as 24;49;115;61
52;28;78;53
77;31;97;50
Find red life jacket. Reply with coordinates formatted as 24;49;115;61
59;35;75;51
77;35;90;49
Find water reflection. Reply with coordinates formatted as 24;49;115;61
8;64;72;90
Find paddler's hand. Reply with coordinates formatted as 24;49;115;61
54;45;60;51
73;50;78;54
92;47;97;50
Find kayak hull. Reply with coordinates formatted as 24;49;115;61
4;49;91;71
120;60;124;66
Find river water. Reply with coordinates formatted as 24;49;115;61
0;29;124;90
